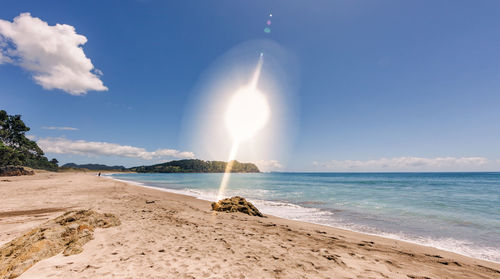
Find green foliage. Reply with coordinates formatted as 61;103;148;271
0;143;23;166
130;159;260;173
0;110;58;171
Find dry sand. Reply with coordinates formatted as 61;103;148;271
0;172;499;279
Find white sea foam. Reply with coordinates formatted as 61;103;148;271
375;232;500;263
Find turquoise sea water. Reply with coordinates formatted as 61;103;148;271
110;172;500;262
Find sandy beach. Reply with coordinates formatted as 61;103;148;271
1;172;499;279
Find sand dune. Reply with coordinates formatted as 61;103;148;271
0;172;499;278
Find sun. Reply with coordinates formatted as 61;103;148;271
225;86;270;141
216;54;269;201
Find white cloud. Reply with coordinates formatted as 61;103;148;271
315;156;489;172
93;68;103;76
37;137;195;160
256;160;284;172
42;126;79;131
0;13;107;95
0;40;6;63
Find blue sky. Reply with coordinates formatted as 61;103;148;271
1;1;500;171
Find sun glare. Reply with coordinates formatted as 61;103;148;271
225;86;270;141
215;53;271;201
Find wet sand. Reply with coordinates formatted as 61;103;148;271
1;172;499;278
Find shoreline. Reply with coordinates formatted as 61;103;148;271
107;173;500;265
1;171;499;278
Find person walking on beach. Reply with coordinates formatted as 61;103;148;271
98;172;101;177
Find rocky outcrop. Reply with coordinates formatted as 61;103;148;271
0;166;34;177
211;196;264;217
0;210;120;279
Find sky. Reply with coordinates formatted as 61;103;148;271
1;0;500;172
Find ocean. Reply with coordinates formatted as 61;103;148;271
109;172;500;263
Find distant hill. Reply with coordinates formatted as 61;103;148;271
129;159;260;173
61;163;127;171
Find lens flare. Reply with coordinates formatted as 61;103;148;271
216;54;267;200
183;40;299;181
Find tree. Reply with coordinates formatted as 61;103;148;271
0;110;57;170
0;143;22;166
